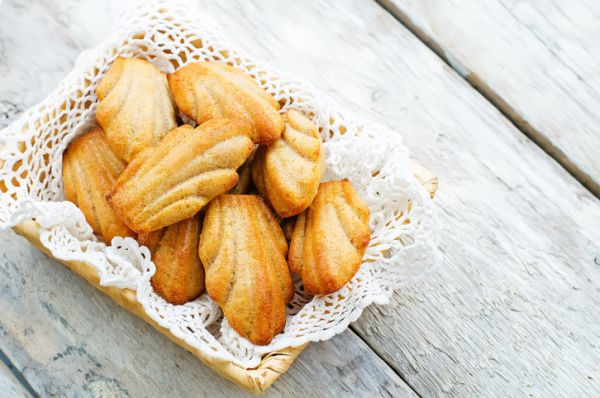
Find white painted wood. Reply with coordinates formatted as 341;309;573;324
0;230;416;397
3;0;600;397
0;1;417;396
193;0;600;396
379;0;600;195
195;1;600;396
0;360;31;398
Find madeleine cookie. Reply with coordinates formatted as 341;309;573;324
96;57;177;161
230;153;255;195
108;119;254;233
289;180;370;295
253;110;323;218
199;195;293;345
63;127;135;243
168;62;284;145
138;215;204;305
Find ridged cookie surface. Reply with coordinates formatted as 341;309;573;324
138;216;204;305
199;195;293;345
168;62;284;145
108;119;254;233
96;57;177;161
63;127;135;243
253;110;323;218
289;180;370;295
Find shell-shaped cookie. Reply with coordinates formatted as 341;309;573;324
289;180;370;295
138;215;205;305
199;195;293;345
168;62;284;145
107;119;254;234
62;127;135;243
252;110;323;218
96;57;177;161
229;150;256;195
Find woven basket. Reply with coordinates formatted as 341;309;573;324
1;3;439;392
11;164;436;393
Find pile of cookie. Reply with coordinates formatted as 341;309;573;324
63;58;370;344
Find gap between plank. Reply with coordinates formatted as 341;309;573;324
349;326;423;398
375;0;600;199
0;348;39;398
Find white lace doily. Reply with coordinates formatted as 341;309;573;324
0;1;439;368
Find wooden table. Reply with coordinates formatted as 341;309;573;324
1;0;599;396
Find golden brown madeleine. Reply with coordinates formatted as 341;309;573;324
138;216;204;305
281;217;296;243
253;110;324;218
168;62;284;145
96;57;177;161
107;119;253;234
199;195;293;345
229;153;255;195
62;127;135;243
289;180;370;295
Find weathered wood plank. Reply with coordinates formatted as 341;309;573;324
194;0;600;396
4;0;600;397
0;1;417;396
378;0;600;196
0;358;32;398
0;230;416;397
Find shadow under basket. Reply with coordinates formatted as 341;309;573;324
11;163;437;393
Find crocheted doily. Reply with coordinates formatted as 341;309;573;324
0;1;439;368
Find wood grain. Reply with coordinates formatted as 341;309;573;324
0;359;31;398
0;0;418;396
194;0;600;396
379;0;600;196
0;230;416;397
2;0;600;397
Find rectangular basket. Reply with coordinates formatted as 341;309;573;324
11;163;436;393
